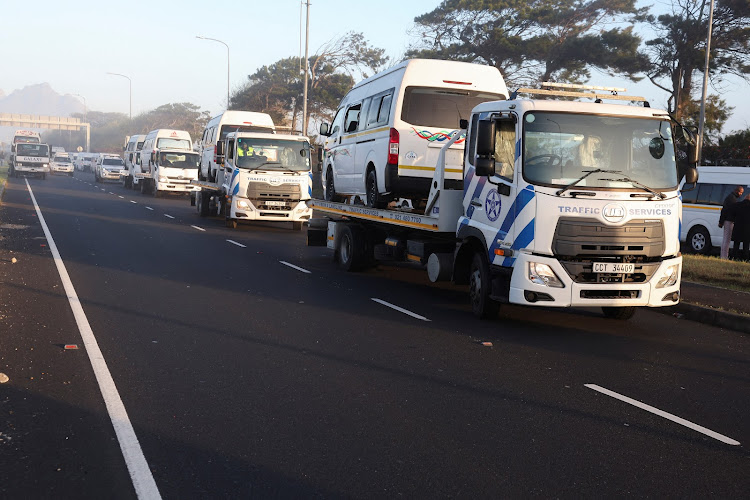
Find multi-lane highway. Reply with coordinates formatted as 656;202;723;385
1;171;748;498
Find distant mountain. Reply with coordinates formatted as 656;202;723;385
0;83;84;117
0;83;85;143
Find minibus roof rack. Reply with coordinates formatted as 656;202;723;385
511;82;648;104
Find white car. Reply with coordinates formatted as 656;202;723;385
51;155;74;176
95;155;126;182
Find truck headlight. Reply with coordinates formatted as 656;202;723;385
159;176;168;182
42;163;49;167
655;264;680;288
237;199;251;209
528;262;564;288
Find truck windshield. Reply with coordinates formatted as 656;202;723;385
235;138;310;171
17;144;49;156
160;152;199;169
220;125;274;142
156;138;190;150
522;112;678;190
401;87;505;129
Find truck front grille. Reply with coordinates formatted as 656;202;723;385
246;181;300;211
554;218;665;258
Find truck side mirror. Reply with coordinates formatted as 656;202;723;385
150;152;156;164
474;119;496;177
216;141;224;156
682;166;698;191
319;123;330;137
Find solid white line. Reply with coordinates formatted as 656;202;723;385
584;384;740;446
145;206;153;211
371;298;431;322
279;260;311;274
226;239;246;248
191;225;205;232
25;179;162;498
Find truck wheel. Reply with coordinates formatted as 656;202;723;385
197;192;210;217
225;218;238;229
687;226;711;254
601;306;636;320
337;225;366;272
469;252;500;319
292;221;303;231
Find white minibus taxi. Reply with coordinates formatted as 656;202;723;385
680;166;750;253
198;111;275;182
319;59;508;207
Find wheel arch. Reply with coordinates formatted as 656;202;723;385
454;225;489;285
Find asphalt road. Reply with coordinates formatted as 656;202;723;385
1;171;748;498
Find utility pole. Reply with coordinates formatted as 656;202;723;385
698;0;716;164
302;1;310;136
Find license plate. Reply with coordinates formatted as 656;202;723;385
265;200;286;206
592;262;635;274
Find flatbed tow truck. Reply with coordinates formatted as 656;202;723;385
307;83;699;320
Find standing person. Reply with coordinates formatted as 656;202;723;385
719;185;744;259
731;194;750;261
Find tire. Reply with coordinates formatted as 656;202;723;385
601;306;637;320
225;218;237;229
140;178;147;194
336;225;366;272
324;168;339;202
197;192;210;217
469;252;500;319
292;221;303;231
687;226;711;254
366;170;380;208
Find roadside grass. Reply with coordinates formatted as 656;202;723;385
0;162;8;199
682;254;750;293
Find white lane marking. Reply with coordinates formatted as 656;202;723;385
371;298;431;322
118;196;124;199
108;192;114;195
226;239;246;248
25;179;163;498
145;207;153;211
191;225;205;232
584;384;740;446
130;200;137;204
100;188;106;191
279;261;311;274
163;214;175;219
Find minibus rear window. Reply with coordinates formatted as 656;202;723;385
400;87;504;129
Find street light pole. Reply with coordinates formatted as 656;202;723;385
698;0;716;164
73;93;89;152
196;36;230;108
106;72;132;121
302;1;310;136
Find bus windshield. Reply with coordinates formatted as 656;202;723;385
522;112;678;191
157;138;190;150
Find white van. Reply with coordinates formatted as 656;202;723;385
122;134;146;188
319;59;508;207
135;129;192;188
680;166;750;253
198;110;275;182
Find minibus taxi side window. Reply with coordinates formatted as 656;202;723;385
709;184;726;205
360;98;372;130
344;104;362;134
696;183;713;205
681;184;698;203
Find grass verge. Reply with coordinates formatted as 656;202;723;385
0;162;8;202
682;254;750;294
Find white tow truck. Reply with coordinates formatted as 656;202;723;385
307;84;700;320
191;131;314;230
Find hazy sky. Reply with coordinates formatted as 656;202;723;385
1;0;747;133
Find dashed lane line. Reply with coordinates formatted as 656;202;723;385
226;239;246;248
279;261;311;274
25;179;163;499
129;200;137;204
145;207;153;211
164;214;175;219
191;225;206;232
119;196;124;199
371;298;431;322
584;384;740;446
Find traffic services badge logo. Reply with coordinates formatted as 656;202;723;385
602;203;626;223
485;190;502;222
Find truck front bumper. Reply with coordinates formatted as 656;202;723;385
508;252;682;308
156;181;200;193
230;197;312;222
16;166;49;173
